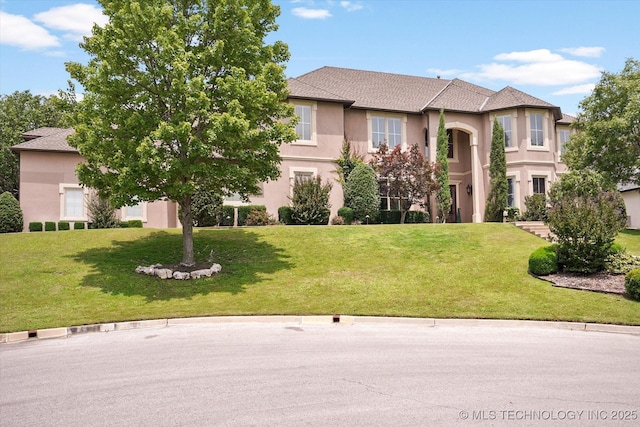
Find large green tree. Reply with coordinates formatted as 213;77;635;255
66;0;297;266
0;87;76;195
484;118;508;222
435;109;451;222
563;58;640;187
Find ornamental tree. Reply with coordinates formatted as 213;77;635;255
484;118;508;222
66;0;297;266
563;58;640;187
435;109;451;222
370;143;440;224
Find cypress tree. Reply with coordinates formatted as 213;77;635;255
435;110;451;222
484;118;508;222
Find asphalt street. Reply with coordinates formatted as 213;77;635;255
1;321;639;426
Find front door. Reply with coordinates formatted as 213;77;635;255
446;185;457;223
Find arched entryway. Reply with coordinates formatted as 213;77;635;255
445;121;481;223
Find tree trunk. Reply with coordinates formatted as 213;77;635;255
400;209;407;224
180;196;195;266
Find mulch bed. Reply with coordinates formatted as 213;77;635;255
540;272;627;295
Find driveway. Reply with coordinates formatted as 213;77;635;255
1;320;639;426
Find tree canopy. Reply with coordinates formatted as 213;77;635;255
563;58;640;187
370;143;440;224
66;0;297;265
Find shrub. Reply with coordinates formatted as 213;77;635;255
128;220;143;228
378;210;401;224
331;216;345;225
73;222;85;230
58;221;70;231
625;269;640;301
405;210;429;224
238;205;266;226
344;163;380;222
86;192;119;228
604;245;640;274
45;221;56;231
0;191;23;233
220;206;235;226
528;245;558;276
504;207;520;222
29;222;43;232
119;221;129;228
278;206;293;225
548;170;627;274
522;194;548;222
291;176;332;225
191;190;224;227
337;207;354;225
244;208;275;226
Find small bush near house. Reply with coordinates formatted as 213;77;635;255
73;222;85;230
244;208;275;226
604;244;640;274
505;207;520;222
0;191;24;233
278;206;293;225
128;220;143;228
343;163;380;222
45;222;56;231
522;194;548;222
331;216;345;225
378;210;401;224
337;207;354;225
86;192;119;229
220;206;235;226
191;190;224;227
625;269;640;301
58;221;70;231
238;205;266;226
291;176;332;225
119;221;129;228
528;245;558;276
29;222;43;232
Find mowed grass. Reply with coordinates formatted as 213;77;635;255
1;224;639;332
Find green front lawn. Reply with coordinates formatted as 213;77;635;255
1;223;639;332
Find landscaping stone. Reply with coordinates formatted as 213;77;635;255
135;263;221;280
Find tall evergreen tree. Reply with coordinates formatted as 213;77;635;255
435;109;451;222
484;118;508;222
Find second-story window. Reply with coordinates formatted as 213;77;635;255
530;113;544;146
558;129;571;155
497;115;513;148
295;105;311;141
371;116;402;149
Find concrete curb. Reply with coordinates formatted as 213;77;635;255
2;316;639;344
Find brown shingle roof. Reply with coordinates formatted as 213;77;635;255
557;113;576;124
289;67;563;118
12;127;76;153
290;66;450;113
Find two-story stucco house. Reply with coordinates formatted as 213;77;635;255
12;66;575;229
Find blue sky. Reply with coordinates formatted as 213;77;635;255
1;0;638;116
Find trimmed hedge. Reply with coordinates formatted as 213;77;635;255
378;210;401;224
58;221;70;231
278;206;293;225
73;222;85;230
128;220;143;228
337;207;354;225
220;206;235;226
625;269;640;301
528;245;558;276
45;221;56;231
238;205;266;226
29;222;43;232
405;211;429;224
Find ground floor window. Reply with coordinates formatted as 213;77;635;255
60;184;87;221
507;178;515;207
532;177;546;194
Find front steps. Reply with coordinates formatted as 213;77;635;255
514;221;555;241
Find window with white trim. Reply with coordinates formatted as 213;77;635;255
289;167;317;195
532;177;546;194
123;203;143;220
60;184;87;221
530;114;544;146
497;115;513;148
291;101;317;145
368;113;406;151
558;129;570;155
507;178;515;207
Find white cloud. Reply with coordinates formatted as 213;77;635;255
461;49;603;86
0;11;60;49
552;83;596;96
427;68;463;77
34;3;108;40
340;1;363;11
292;7;332;19
559;47;605;58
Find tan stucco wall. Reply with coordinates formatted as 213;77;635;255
18;150;179;230
622;190;640;229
